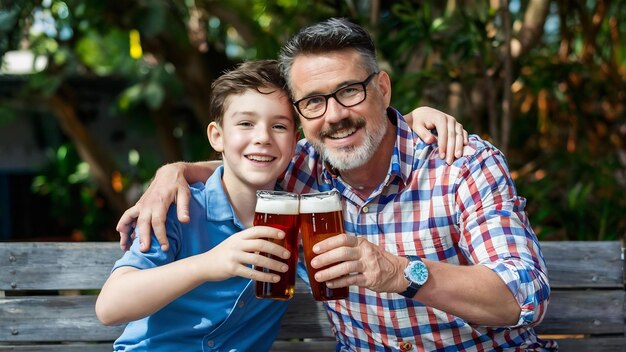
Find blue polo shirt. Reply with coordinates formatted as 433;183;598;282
112;166;290;351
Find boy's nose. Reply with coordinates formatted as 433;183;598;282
254;126;272;144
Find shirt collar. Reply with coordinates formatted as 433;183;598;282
388;107;416;185
203;166;244;228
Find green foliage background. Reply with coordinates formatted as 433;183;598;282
0;0;624;241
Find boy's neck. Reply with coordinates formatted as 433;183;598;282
221;176;275;228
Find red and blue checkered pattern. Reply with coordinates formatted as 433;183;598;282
279;108;556;351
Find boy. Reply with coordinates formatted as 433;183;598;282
96;60;298;351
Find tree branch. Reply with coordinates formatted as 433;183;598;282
48;89;128;216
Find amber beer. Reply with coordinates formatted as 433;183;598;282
299;190;349;301
253;191;300;300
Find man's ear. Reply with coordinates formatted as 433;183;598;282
291;129;301;158
207;121;224;153
376;71;392;107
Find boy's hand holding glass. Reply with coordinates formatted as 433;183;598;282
203;226;292;283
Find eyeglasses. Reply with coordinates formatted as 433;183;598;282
292;72;379;120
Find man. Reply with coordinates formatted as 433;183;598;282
118;18;554;351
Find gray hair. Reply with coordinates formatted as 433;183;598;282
278;18;380;95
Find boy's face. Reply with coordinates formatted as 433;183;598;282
208;88;297;191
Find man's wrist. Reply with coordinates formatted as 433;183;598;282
398;256;429;298
395;256;411;293
180;161;213;184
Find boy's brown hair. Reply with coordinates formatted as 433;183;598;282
209;60;296;126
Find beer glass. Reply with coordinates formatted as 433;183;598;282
299;189;349;301
253;190;300;300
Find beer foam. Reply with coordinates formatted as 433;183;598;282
255;196;300;215
299;193;342;213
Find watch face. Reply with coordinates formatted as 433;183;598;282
406;260;428;285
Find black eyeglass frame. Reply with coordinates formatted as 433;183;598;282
292;71;380;120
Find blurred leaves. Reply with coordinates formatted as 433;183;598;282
0;0;624;241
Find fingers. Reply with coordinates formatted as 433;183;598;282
236;265;283;283
243;226;286;240
454;123;466;158
436;117;449;161
119;232;133;252
117;206;139;251
245;239;291;260
218;227;294;282
119;232;131;252
314;259;360;282
445;116;458;165
325;273;364;289
406;107;438;144
311;245;357;269
150;209;169;252
175;187;191;224
117;162;193;253
405;106;469;165
312;233;357;254
134;206;154;252
246;251;289;274
310;237;405;293
413;125;436;144
310;234;359;281
240;227;290;259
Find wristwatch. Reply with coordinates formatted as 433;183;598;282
398;256;429;298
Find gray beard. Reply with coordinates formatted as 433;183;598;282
314;117;388;172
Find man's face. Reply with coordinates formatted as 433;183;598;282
289;49;392;171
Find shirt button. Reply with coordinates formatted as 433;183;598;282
207;340;214;347
362;206;369;213
399;341;413;351
238;300;245;308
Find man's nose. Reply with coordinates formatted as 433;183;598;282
323;97;349;124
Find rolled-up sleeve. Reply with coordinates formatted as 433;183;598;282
455;144;550;327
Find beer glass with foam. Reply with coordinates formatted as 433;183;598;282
254;190;300;300
299;189;349;301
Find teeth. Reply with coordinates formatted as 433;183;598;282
330;127;357;139
247;155;275;162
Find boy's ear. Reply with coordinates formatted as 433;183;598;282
207;121;224;153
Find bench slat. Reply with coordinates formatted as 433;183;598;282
0;296;124;342
270;340;337;352
0;242;119;291
0;344;113;351
540;241;624;288
535;290;625;335
3;241;621;290
552;337;626;352
285;287;626;337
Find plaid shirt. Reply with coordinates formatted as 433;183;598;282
279;108;556;351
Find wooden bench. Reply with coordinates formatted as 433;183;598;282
1;241;624;351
